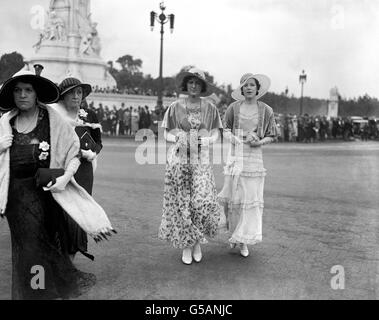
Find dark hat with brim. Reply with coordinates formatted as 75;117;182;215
0;70;60;111
58;77;92;99
176;67;215;97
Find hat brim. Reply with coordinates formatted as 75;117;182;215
59;83;92;100
176;72;215;97
0;75;59;111
231;74;271;101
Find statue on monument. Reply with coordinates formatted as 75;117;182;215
45;11;66;42
30;0;116;89
33;32;45;52
89;22;102;55
330;86;339;101
76;0;102;57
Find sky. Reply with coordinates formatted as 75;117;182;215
0;0;378;100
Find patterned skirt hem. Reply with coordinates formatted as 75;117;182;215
218;197;264;209
158;234;209;249
223;170;267;178
229;235;262;246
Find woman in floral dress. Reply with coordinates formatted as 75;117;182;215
159;68;223;265
218;73;278;258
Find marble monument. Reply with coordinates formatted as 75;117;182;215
28;0;116;88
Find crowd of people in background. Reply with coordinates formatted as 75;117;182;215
86;102;167;137
274;114;378;143
92;85;177;97
2;100;378;143
82;101;379;143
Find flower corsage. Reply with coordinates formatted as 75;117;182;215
38;141;50;161
78;109;88;119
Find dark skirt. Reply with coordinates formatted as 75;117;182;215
6;176;95;300
60;160;94;260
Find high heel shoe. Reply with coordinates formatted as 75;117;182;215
240;244;249;257
182;248;193;265
192;242;202;263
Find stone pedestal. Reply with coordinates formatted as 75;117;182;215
28;0;116;88
327;87;339;118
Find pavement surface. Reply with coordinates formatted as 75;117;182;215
1;139;379;300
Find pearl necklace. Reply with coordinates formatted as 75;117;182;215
15;108;39;134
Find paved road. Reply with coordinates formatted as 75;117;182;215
1;139;379;300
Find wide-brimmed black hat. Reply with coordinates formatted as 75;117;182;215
58;77;92;99
0;70;60;111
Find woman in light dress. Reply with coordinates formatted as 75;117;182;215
159;68;223;265
219;73;278;257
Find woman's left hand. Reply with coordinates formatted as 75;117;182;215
44;174;71;193
249;140;262;148
81;149;97;162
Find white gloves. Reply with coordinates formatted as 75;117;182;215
81;149;97;162
0;134;13;154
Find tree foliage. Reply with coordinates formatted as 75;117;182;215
0;52;24;85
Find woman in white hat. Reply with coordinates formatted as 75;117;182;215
158;67;223;265
0;69;96;299
218;73;278;257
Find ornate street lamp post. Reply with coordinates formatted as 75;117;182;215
299;70;307;115
150;2;175;110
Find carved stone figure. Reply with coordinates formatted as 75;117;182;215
33;32;45;51
89;22;101;56
45;11;66;41
330;87;339;102
30;0;116;89
79;33;93;55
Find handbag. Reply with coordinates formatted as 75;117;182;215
80;131;96;151
35;168;65;188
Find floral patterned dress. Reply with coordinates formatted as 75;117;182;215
158;99;223;249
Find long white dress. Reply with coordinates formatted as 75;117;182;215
218;112;266;245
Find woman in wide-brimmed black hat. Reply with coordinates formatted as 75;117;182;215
0;69;96;299
54;77;103;262
158;67;223;265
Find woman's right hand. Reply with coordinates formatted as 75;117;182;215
44;174;71;193
0;134;13;153
231;135;243;145
81;149;97;162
